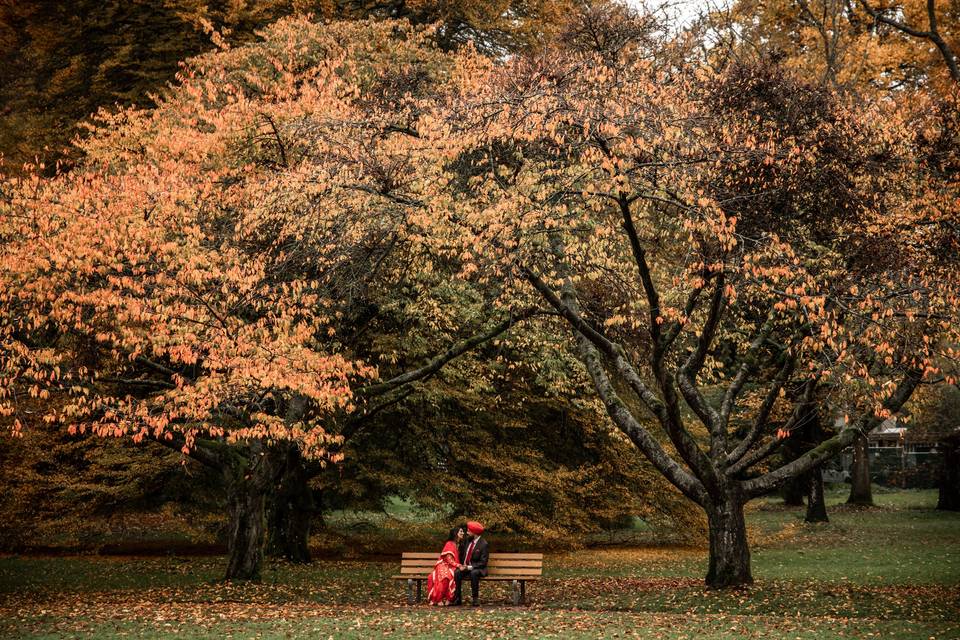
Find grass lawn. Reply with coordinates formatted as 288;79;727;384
1;488;957;639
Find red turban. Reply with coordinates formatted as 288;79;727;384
466;521;484;535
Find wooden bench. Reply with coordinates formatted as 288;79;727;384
392;552;543;605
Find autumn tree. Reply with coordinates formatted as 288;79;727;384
0;18;548;580
707;0;959;92
402;11;960;586
1;8;692;575
856;0;960;82
704;0;959;511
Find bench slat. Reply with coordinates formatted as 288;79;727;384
487;568;544;576
401;552;543;559
399;560;542;568
397;566;543;572
391;575;541;581
398;567;542;576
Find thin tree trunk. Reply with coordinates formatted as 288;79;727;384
705;489;753;589
224;442;272;581
782;474;806;506
805;465;829;523
780;435;806;506
847;433;874;505
937;434;960;511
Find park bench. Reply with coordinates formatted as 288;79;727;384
392;552;543;605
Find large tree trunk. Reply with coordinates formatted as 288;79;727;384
847;433;874;506
268;445;315;563
705;490;753;589
805;465;829;523
937;434;960;511
223;443;272;581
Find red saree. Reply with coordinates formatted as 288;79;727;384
426;541;459;605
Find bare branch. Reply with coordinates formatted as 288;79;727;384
726;355;796;464
356;308;540;398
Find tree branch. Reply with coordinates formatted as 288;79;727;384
573;301;709;506
742;368;923;496
675;273;725;433
150;432;224;471
617;195;663;349
858;0;960;82
726;354;796;465
719;315;777;428
521;263;722;498
728;376;818;477
355;309;539;398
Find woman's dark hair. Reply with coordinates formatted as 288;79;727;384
448;524;466;542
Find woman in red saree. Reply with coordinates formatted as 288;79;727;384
427;525;465;605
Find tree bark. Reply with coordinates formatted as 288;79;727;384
847;433;874;506
937;433;960;511
268;445;315;563
805;465;829;522
705;489;753;589
223;443;272;581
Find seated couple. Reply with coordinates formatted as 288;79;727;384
426;521;488;606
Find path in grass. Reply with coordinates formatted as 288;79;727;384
1;489;957;639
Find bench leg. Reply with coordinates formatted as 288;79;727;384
511;579;521;606
417;579;422;603
407;579;415;605
520;580;526;604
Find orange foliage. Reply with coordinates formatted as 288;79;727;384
0;19;464;459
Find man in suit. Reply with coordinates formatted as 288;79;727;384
452;521;488;606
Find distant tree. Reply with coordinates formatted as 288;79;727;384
856;0;959;83
847;431;875;505
0;412;221;552
909;385;960;510
938;429;960;510
706;0;959;92
802;407;830;523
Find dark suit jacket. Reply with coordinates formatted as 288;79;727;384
463;537;489;576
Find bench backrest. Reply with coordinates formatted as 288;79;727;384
399;552;543;578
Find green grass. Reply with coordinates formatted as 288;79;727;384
9;611;955;640
1;488;958;639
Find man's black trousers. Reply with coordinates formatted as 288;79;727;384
453;568;483;602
